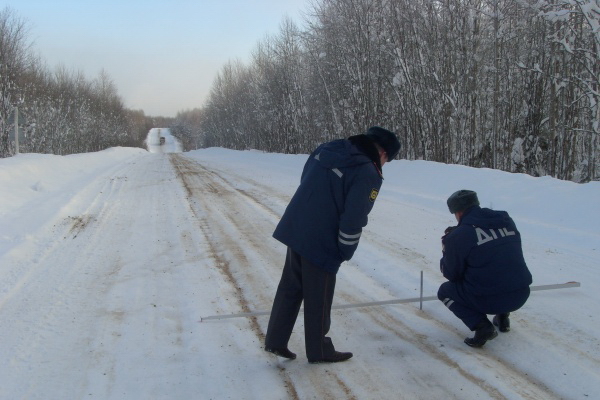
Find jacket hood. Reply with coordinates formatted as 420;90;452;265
316;139;372;169
461;206;512;229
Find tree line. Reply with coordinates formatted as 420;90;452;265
0;7;168;157
173;0;599;182
2;2;598;182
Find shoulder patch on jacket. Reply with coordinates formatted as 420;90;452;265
369;188;379;202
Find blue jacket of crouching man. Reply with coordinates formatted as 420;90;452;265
441;205;533;296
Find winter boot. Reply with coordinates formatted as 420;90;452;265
265;346;297;360
493;313;511;332
308;351;353;364
464;318;498;347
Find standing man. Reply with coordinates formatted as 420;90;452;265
265;127;401;363
438;190;533;347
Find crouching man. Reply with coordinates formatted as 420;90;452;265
438;190;533;347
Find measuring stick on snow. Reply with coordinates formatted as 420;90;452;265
199;281;581;322
420;270;424;310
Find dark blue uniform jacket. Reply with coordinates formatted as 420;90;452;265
441;206;532;296
273;139;383;274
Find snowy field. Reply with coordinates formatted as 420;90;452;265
0;145;598;399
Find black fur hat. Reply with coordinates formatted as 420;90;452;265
447;190;480;213
365;126;401;161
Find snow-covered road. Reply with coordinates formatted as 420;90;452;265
1;149;598;399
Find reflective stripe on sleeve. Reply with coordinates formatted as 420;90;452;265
338;230;361;246
442;298;454;308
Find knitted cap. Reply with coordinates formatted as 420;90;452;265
365;126;401;161
447;190;480;213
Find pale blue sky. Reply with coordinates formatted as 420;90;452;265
7;0;309;117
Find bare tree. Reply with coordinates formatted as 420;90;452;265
0;7;33;156
196;0;598;181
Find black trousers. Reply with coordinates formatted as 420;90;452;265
265;247;337;361
438;281;530;330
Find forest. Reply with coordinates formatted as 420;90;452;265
173;0;599;182
2;0;599;182
0;8;165;157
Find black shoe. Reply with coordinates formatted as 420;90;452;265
464;319;498;348
265;346;296;360
308;351;353;364
493;313;511;332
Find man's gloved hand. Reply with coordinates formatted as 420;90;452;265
441;226;457;253
444;226;457;235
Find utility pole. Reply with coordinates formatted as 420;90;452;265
14;107;19;155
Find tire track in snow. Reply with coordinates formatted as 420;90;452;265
339;289;558;399
170;154;301;400
331;229;560;399
170;154;507;399
171;155;307;398
176;154;570;399
333;228;561;400
173;154;485;398
170;154;368;400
